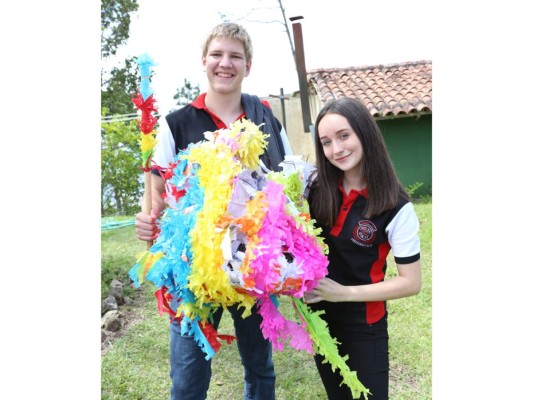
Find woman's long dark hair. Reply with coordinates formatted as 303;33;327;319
309;97;409;227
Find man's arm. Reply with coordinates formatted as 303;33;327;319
135;114;175;242
135;170;166;242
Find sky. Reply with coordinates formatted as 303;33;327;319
112;0;434;114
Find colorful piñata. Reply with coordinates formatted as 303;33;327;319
129;119;369;399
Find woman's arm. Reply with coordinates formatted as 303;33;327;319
305;260;421;304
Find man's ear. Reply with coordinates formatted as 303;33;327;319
201;56;207;71
245;59;252;77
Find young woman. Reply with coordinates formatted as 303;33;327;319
305;97;422;400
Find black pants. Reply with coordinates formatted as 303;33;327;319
314;317;389;400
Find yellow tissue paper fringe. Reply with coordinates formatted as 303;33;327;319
140;130;157;152
232;119;268;170
185;140;255;316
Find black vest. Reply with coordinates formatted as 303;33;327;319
165;94;285;171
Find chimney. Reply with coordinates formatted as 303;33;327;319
289;16;312;133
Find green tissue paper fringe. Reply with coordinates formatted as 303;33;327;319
293;298;371;400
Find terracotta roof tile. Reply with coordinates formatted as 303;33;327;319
308;60;432;118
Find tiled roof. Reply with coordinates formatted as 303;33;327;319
307;60;432;118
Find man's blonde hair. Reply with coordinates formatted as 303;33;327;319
201;22;253;61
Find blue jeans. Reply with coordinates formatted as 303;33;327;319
169;304;275;400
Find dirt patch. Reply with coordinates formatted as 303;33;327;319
101;291;147;357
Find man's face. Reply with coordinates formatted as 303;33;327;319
202;37;252;95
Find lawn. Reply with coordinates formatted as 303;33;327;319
101;203;432;399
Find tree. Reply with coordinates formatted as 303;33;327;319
172;78;201;109
101;111;143;215
101;0;144;216
101;57;139;115
275;0;295;66
101;0;139;58
101;0;140;115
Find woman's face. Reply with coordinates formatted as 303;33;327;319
318;113;364;175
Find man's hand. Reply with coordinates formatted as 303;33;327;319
135;205;162;241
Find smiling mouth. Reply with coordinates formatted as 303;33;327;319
216;72;233;78
335;154;351;162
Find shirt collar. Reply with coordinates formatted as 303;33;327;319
190;93;208;109
337;176;368;199
190;93;246;129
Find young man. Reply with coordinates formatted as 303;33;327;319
135;22;292;400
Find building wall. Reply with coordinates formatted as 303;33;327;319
378;114;432;195
264;95;316;164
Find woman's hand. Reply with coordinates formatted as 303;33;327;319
305;278;348;304
305;260;421;304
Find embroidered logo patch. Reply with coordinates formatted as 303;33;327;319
351;220;377;247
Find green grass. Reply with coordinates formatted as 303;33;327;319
101;203;432;399
386;203;432;399
101;226;147;301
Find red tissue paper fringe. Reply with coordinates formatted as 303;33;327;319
132;92;158;133
154;287;237;353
